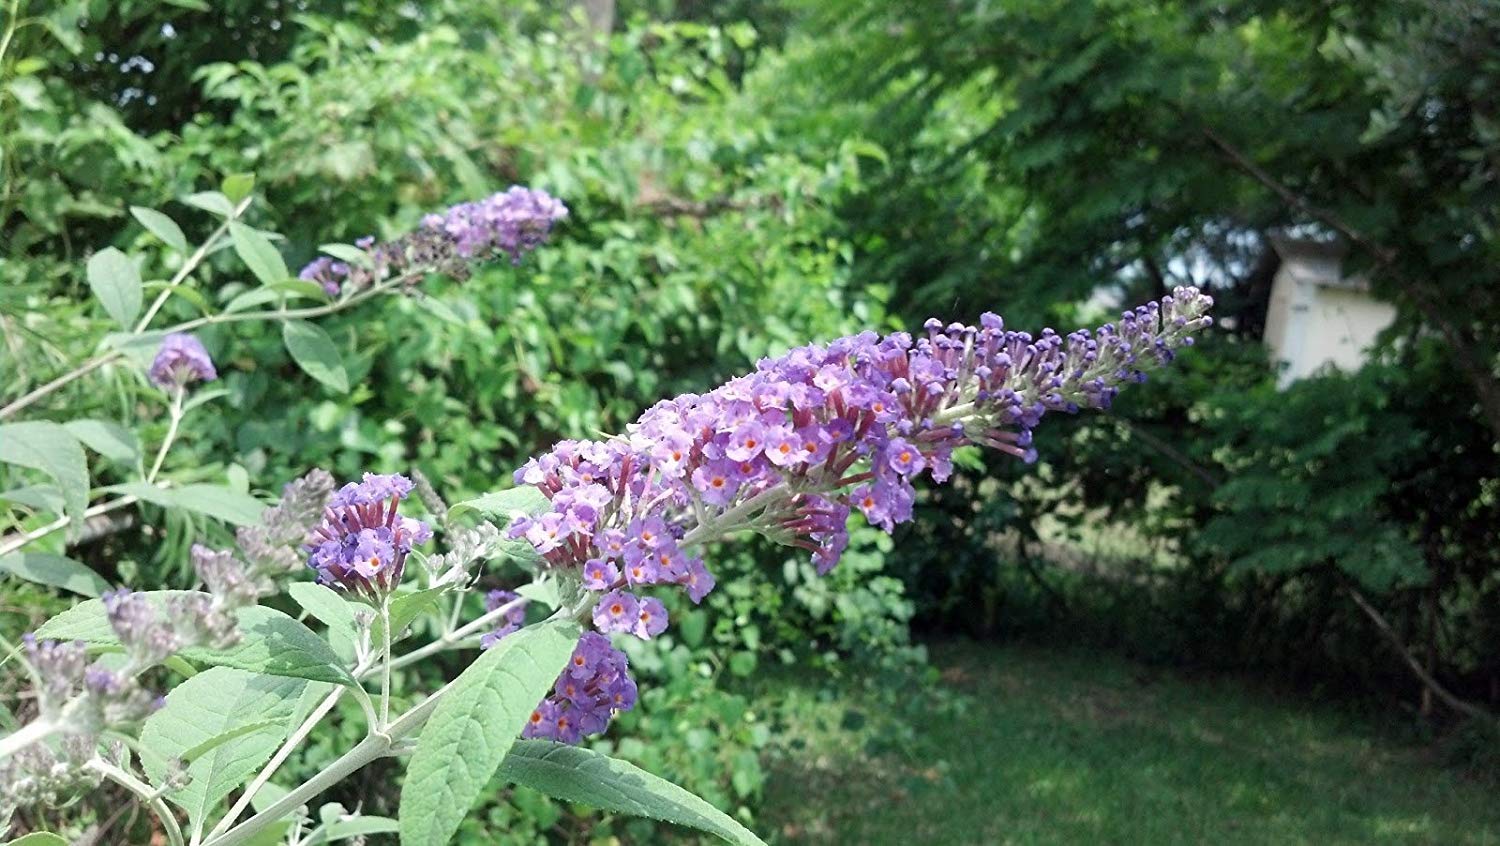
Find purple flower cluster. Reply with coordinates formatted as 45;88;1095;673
504;286;1212;742
148;332;216;389
479;589;527;648
298;186;567;296
521;632;637;744
305;473;432;602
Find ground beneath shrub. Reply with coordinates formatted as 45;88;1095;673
756;640;1500;845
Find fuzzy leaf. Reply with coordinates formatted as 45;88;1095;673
0;421;88;529
140;667;326;828
111;482;266;526
499;741;767;846
287;582;358;665
64;419;140;463
130;206;189;252
282;320;349;393
87;247;143;328
0;551;109;597
230;221;289;286
398;618;581;846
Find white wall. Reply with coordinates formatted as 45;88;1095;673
1265;241;1397;387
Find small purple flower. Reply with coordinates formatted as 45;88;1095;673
525;631;635;743
583;558;622;591
632;596;669;640
148;333;216;389
306;472;430;602
479;589;528;648
592;590;639;634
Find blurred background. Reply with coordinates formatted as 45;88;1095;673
3;0;1499;842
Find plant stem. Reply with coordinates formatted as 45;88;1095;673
0;269;417;421
87;758;186;846
0;714;56;760
0;351;122;420
0;493;139;558
147;385;186;484
203;681;449;846
204;686;346;842
135;198;251;332
379;599;393;727
371;596;527;678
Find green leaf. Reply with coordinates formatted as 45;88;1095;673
37;591;354;685
0;484;65;514
317;243;372;268
5;834;70;846
447;487;550;522
515;578;560;610
86;247;143;329
0;421;88;529
499;741;767;846
130;206;189;252
178;718;286;764
0;551;109;597
222;173;256;204
64;419;140;463
183;191;236;217
282;320;349;393
287;582;358;665
111;482;266;526
140;667;326;828
223;284;319;313
266;279;331;302
398;618;582;846
101;329;167;368
230;222;289;286
373;586;448;646
306;815;399;844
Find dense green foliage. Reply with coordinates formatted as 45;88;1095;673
3;0;1498;841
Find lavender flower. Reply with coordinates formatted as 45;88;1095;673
503;286;1212;742
305;472;432;602
478;589;528;648
147;332;217;388
296;186;567;297
521;632;635;744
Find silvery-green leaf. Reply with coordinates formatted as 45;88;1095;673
230;221;289;286
0;551;109;597
0;421;88;529
87;247;143;328
139;667;325;828
398;618;581;846
281;320;349;394
130;206;189;252
64;419;140;463
499;741;767;846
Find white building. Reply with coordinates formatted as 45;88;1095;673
1264;235;1397;387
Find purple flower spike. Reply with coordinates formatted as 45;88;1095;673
305;471;430;602
148;332;217;389
296;185;567;297
508;286;1213;743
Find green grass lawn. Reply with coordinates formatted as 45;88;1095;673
755;641;1500;845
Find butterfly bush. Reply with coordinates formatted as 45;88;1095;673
297;186;568;296
499;286;1214;741
2;174;1217;845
